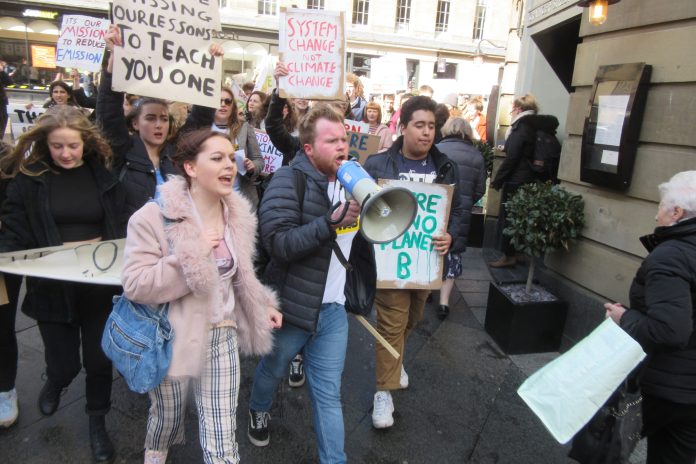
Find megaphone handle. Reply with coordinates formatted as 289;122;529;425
327;201;350;226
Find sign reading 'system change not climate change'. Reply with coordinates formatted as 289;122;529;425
112;0;222;108
278;8;345;100
375;181;453;290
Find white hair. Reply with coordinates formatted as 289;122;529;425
441;117;474;141
658;170;696;219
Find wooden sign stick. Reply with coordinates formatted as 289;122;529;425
355;315;400;359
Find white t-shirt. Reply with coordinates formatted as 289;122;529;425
322;181;358;304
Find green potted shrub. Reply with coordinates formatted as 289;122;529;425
484;182;585;354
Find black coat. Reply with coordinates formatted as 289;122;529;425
620;217;696;404
362;137;464;253
0;157;127;322
258;152;338;332
263;89;300;164
435;136;486;251
96;71;179;216
492;114;559;190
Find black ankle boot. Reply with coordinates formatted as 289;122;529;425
437;305;450;320
89;415;115;463
38;378;64;416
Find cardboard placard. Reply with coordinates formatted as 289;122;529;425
111;0;222;108
278;8;345;100
255;130;284;175
56;15;109;72
375;181;453;290
347;131;380;164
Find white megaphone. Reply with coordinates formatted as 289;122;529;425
336;160;418;244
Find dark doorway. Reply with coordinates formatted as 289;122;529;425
531;16;581;92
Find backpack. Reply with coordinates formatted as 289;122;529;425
530;129;562;183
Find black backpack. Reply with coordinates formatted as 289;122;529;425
530;129;562;183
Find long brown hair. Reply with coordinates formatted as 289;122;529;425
220;86;243;140
1;106;113;177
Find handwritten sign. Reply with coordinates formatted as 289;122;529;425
56;15;109;72
347;131;380;164
112;0;222;108
344;119;369;133
375;181;453;290
31;45;56;69
371;56;408;93
255;130;283;175
7;103;46;141
278;8;345;100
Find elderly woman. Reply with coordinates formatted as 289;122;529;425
605;170;696;464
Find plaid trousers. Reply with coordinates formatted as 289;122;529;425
145;327;240;464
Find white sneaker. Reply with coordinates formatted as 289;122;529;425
372;391;394;429
0;388;18;428
400;365;409;389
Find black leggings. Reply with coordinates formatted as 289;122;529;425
37;283;118;415
0;274;22;392
643;394;696;464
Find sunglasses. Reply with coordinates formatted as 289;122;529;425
220;98;233;105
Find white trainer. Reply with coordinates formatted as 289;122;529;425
400;365;409;389
0;388;18;428
372;391;394;429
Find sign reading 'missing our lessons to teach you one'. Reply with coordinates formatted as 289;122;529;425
111;0;222;108
278;8;345;100
375;180;453;290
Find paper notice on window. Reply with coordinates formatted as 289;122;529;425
594;95;629;146
600;150;619;166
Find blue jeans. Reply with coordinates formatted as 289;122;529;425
250;302;348;464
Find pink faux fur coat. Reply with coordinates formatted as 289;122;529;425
121;176;277;377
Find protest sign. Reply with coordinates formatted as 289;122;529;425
112;0;222;108
344;119;369;133
346;131;380;164
278;8;345;100
255;130;283;175
375;181;453;289
7;103;46;141
371;56;408;94
56;15;109;72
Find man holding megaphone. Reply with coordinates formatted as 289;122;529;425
363;96;464;429
247;103;361;464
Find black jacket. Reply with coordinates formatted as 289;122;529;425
620;217;696;404
96;71;179;216
492;114;559;189
258;152;338;331
0;157;127;322
263;89;300;164
435;136;486;251
362;137;464;253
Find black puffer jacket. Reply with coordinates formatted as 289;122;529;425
96;71;179;216
491;114;559;189
362;137;464;253
435;136;486;251
264;89;300;164
620;217;696;404
0;157;127;322
258;151;337;332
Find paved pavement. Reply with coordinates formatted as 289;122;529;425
0;247;645;463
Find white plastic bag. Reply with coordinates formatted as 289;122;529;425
517;318;646;444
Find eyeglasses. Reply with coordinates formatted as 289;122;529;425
220;98;233;105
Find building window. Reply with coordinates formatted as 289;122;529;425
306;0;324;8
258;0;277;15
435;0;450;32
473;0;487;40
396;0;411;27
219;0;228;8
352;0;369;25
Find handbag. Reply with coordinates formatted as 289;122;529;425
101;295;173;394
568;376;643;464
331;232;376;317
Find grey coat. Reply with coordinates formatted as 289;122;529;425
435;136;486;251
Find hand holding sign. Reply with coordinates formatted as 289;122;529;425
431;233;452;256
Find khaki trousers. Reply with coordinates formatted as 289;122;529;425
374;289;430;390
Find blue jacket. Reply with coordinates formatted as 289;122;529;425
363;137;464;253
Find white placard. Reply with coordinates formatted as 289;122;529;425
56;15;109;72
255;130;283;175
370;56;408;94
344;119;369;133
111;0;222;108
7;103;46;141
278;8;345;100
375;180;453;289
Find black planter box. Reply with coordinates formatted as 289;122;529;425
484;282;568;354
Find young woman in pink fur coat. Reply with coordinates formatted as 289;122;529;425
121;129;283;464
